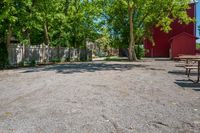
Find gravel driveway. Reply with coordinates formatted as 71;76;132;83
0;58;200;133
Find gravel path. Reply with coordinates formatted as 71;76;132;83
0;58;200;133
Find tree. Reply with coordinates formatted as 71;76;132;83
96;28;111;55
0;0;19;67
105;0;193;61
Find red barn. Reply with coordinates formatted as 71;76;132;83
144;1;198;58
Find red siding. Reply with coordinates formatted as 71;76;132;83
144;4;196;57
171;33;196;58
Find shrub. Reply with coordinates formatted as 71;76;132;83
197;43;200;49
30;60;36;66
0;42;9;69
135;45;145;60
18;61;25;67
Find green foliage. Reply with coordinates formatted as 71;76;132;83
18;61;24;67
0;5;9;69
96;28;111;53
30;60;36;66
135;45;145;59
21;60;37;67
197;43;200;49
0;0;104;47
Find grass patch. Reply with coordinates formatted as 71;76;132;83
197;43;200;49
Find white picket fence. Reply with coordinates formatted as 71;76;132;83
7;44;84;65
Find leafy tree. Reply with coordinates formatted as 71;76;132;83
0;0;18;68
96;28;111;54
105;0;193;61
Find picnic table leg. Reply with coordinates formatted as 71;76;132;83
185;59;189;75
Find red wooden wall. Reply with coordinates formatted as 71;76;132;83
171;33;196;57
144;4;196;57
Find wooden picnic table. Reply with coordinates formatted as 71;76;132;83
177;55;200;83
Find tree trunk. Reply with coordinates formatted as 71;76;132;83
128;3;137;61
0;27;8;69
43;21;50;62
132;34;137;61
7;24;12;46
44;21;50;46
7;24;12;64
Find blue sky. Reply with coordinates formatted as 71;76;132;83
196;2;200;43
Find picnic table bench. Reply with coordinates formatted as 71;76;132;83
176;55;200;83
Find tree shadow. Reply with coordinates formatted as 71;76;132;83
21;62;148;74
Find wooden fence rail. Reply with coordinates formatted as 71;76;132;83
8;44;92;66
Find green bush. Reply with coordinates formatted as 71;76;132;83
30;60;36;66
18;60;36;67
197;43;200;49
0;42;9;69
18;61;25;67
66;57;70;62
135;45;145;60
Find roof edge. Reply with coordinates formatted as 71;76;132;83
170;32;199;41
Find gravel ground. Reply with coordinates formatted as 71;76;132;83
0;58;200;133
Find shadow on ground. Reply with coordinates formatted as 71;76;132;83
174;80;200;91
21;62;147;74
169;70;200;90
168;70;198;76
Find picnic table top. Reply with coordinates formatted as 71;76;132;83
189;58;200;61
176;55;200;60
